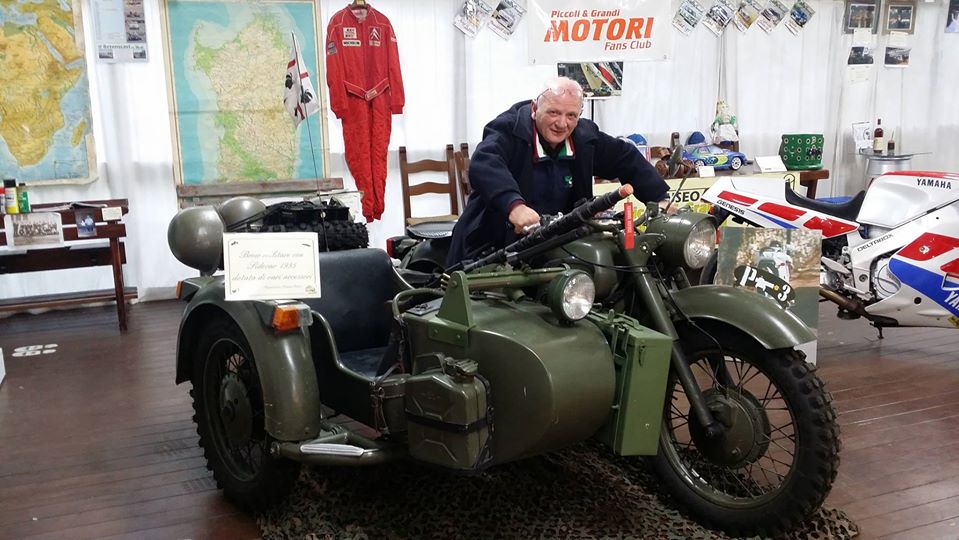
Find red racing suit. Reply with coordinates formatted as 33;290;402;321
325;5;404;222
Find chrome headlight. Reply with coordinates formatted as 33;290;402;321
547;270;595;322
646;213;717;270
684;218;718;269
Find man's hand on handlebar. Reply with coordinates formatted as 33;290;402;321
509;203;541;234
658;198;679;216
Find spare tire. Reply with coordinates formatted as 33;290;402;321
318;220;369;251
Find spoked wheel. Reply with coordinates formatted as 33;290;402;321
191;317;300;511
730;157;743;170
652;326;840;537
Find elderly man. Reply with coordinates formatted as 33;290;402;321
448;77;669;265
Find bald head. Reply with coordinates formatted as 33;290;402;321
535;76;585;108
532;76;584;147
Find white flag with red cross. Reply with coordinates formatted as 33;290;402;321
283;33;319;125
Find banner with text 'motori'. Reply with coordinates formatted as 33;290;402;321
528;0;672;64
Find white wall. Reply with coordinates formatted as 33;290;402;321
3;0;958;301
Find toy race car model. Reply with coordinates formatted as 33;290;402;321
683;144;747;171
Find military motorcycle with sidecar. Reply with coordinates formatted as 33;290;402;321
167;184;839;538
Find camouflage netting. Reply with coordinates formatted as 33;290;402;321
257;442;857;540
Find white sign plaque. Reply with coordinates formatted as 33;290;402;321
102;207;123;221
755;155;788;173
223;233;321;301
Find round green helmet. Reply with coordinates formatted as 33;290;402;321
217;196;266;231
167;206;225;274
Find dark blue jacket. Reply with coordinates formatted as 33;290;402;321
448;101;668;264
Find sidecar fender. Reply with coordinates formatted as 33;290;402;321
175;278;321;441
668;285;815;349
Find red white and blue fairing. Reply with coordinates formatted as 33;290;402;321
703;171;959;328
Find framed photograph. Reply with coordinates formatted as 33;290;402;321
3;212;64;248
883;0;915;34
848;45;875;65
947;0;959;33
557;62;623;100
75;209;98;238
884;46;911;67
844;0;880;34
714;228;822;350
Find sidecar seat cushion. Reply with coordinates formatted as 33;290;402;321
304;248;395;353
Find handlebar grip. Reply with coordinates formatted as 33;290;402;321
462;184;635;272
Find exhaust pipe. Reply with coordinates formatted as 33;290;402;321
819;287;898;327
819;287;867;315
273;426;405;466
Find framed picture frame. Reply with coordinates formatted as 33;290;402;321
844;0;880;34
883;0;916;34
945;0;958;33
557;62;623;100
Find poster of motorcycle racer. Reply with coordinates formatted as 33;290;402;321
714;228;821;341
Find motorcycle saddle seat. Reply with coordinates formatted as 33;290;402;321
406;219;457;240
784;187;866;222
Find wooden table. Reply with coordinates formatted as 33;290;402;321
793;169;829;198
0;199;135;330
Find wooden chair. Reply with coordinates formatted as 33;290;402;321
453;142;471;208
399;144;459;225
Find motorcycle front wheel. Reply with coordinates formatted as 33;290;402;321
191;316;301;511
651;324;840;537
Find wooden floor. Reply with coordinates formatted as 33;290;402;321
1;301;958;539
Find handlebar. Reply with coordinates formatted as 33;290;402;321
461;184;634;273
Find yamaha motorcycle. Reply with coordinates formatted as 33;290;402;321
702;171;959;332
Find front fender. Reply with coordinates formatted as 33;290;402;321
668;285;815;349
175;278;320;441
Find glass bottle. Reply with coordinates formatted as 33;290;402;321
873;119;884;154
